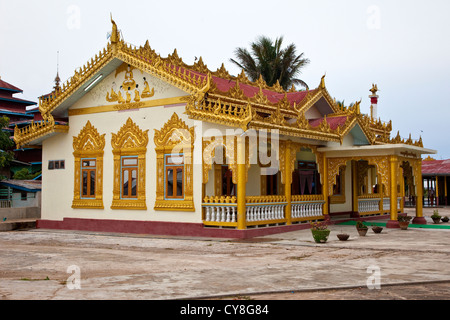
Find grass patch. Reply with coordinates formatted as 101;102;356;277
20;276;50;281
337;220;450;229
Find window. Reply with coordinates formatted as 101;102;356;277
221;165;236;196
265;172;278;196
48;160;65;170
72;121;105;209
331;166;346;204
292;161;322;195
111;118;148;210
165;155;184;199
121;157;138;198
154;113;195;211
81;159;96;198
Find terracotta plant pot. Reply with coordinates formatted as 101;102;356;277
398;221;409;230
311;229;331;243
357;228;368;236
432;218;441;224
337;234;350;241
372;226;383;234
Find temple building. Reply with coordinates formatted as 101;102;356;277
421;156;450;207
0;76;40;178
13;20;436;238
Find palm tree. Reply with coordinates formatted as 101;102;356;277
230;36;310;90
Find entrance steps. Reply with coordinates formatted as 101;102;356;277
0;219;36;232
0;207;40;232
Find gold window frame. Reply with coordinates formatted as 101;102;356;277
72;121;105;209
154;113;195;211
111;118;149;210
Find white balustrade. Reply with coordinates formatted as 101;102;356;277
246;204;286;222
358;199;380;213
291;201;324;219
204;205;237;223
383;199;390;211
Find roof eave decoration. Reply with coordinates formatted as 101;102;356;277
15;18;425;150
14;114;69;148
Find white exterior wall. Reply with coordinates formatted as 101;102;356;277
41;67;207;223
42;105;204;223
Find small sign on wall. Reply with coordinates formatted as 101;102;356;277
48;160;65;170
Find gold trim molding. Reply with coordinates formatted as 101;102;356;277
111;118;149;210
154;113;195;211
72;121;105;209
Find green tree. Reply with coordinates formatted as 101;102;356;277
0;116;14;168
13;168;40;180
230;36;310;90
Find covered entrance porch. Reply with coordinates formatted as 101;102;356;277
201;135;434;231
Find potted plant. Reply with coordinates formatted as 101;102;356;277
371;224;383;234
431;210;441;224
337;233;350;241
310;221;330;243
355;221;368;236
442;216;449;223
398;215;412;230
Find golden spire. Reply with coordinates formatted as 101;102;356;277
370;83;378;96
319;74;326;90
110;14;120;44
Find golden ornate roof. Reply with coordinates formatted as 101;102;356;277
14;19;423;149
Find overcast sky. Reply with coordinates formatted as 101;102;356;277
1;0;449;158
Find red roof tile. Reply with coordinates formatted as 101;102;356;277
308;115;348;130
422;160;450;175
0;79;22;93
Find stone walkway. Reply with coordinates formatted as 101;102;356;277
0;207;449;300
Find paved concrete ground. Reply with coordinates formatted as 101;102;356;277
0;207;449;300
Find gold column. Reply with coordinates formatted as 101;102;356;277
285;140;292;225
387;155;399;227
400;166;405;213
436;176;439;206
237;135;246;230
351;161;359;216
413;159;425;224
445;176;448;205
323;156;329;216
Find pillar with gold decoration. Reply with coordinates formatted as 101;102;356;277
413;158;426;224
386;155;400;228
322;156;330;219
236;134;247;230
285;140;292;225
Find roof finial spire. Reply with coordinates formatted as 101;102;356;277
54;51;61;90
110;13;120;44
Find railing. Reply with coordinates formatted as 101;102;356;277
202;194;327;228
245;196;286;225
291;201;324;220
0;200;11;208
358;198;381;213
203;196;238;227
383;198;390;211
358;196;403;215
